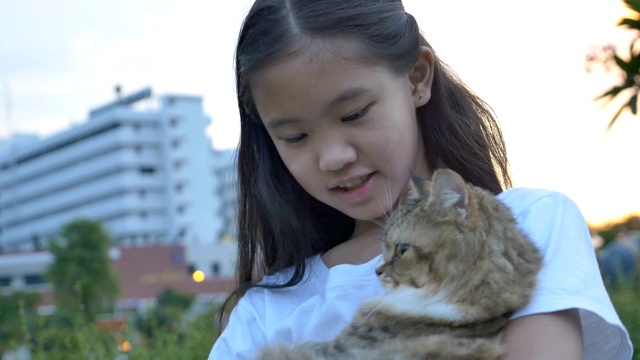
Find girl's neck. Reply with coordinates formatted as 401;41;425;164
321;219;384;268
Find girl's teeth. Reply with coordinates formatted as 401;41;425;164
339;177;366;190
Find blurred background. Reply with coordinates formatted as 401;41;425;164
0;0;639;358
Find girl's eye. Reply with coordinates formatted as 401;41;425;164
341;104;371;122
283;134;307;144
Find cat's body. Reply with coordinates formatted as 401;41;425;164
258;169;543;360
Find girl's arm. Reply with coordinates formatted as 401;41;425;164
501;309;583;359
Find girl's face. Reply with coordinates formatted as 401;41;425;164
251;42;433;221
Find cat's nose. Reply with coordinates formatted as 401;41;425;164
375;266;383;276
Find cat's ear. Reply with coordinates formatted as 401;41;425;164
429;169;469;218
400;173;428;202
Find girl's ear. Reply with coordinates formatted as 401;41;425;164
409;46;435;108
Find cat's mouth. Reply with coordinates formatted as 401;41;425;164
377;273;398;290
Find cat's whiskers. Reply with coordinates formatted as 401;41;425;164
375;162;394;224
358;296;386;322
369;218;385;228
384;164;393;215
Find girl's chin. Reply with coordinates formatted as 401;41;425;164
348;212;389;227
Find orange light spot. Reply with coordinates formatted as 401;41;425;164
119;340;132;352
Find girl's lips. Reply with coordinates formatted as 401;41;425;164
332;172;377;205
333;173;374;191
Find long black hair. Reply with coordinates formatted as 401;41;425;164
217;0;511;332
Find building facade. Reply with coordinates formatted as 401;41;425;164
0;245;236;314
0;88;237;265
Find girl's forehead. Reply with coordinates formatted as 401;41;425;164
250;48;369;118
250;37;375;86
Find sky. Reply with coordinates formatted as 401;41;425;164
0;0;638;226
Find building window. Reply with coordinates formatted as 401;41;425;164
139;166;156;175
175;183;183;193
170;117;180;127
139;189;146;199
140;211;147;220
171;139;180;149
172;248;184;265
0;276;11;287
173;160;183;170
134;145;142;155
211;262;221;276
24;274;46;285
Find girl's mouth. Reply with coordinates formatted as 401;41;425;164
334;173;374;192
333;173;377;205
336;174;372;191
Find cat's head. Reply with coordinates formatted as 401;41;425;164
375;168;541;321
375;168;484;293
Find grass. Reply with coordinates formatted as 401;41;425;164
608;280;640;359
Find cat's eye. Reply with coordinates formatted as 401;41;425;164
394;243;410;259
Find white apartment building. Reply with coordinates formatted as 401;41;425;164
0;88;238;266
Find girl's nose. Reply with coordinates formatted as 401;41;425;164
318;140;357;172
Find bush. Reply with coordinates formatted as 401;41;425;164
10;302;219;359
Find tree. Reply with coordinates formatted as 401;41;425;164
587;0;640;129
46;219;119;321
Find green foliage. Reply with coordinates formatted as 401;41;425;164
0;291;40;352
608;281;640;359
46;219;119;321
589;0;640;129
29;314;118;360
157;287;194;310
127;306;218;360
17;302;219;359
135;288;195;344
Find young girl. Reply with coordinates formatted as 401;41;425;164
210;0;632;359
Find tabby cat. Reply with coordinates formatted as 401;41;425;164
258;168;543;359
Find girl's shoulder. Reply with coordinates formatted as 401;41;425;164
500;188;633;359
497;187;586;245
497;187;575;216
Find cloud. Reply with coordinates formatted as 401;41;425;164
0;0;249;146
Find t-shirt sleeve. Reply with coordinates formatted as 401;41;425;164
503;189;632;360
208;301;266;360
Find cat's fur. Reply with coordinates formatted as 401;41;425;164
258;169;543;359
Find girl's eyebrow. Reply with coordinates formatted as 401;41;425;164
265;86;370;130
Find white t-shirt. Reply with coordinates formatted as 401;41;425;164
209;188;633;360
